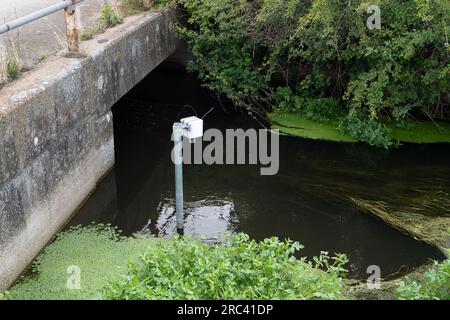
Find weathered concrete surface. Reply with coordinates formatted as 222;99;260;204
0;10;178;291
0;0;106;67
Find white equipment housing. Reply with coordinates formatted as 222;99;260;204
180;116;203;142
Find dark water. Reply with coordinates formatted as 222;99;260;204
70;61;448;279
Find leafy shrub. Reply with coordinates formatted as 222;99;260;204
275;87;342;121
395;260;450;300
176;0;450;146
338;114;393;148
102;234;348;300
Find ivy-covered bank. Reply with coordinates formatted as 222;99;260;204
1;226;449;300
174;0;449;148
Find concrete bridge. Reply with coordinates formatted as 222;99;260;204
0;10;178;290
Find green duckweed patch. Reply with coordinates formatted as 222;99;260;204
390;122;450;144
4;225;156;300
269;112;450;144
268;113;355;143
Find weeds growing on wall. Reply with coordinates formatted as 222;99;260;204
0;40;23;84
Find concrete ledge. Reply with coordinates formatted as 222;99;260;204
0;10;178;291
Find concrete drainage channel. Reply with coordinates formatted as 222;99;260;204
0;10;178;291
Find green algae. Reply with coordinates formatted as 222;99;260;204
4;225;156;300
390;121;450;144
268;113;356;142
269;112;450;144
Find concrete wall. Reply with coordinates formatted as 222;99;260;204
0;10;178;291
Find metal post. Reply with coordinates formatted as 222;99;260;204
64;0;80;54
173;123;184;235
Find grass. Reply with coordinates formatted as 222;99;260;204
269;112;450;144
79;0;167;42
80;25;101;41
99;1;124;28
0;41;24;84
79;1;124;42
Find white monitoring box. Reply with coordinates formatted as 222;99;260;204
180;116;203;141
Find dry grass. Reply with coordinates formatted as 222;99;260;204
0;40;23;84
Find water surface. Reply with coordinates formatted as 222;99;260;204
70;62;448;279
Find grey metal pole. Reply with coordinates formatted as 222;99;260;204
173;123;184;235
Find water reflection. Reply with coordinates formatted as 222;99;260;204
152;196;238;239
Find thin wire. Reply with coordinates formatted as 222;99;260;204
175;104;198;121
201;107;214;119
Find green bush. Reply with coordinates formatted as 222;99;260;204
275;87;342;121
395;260;450;300
176;0;450;146
338;114;394;148
102;234;348;300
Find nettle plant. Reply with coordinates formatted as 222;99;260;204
176;0;449;147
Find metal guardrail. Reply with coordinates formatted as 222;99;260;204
0;0;85;51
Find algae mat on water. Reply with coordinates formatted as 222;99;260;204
269;113;450;144
3;225;156;300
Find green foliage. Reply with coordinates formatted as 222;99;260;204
0;44;22;83
338;114;394;148
275;87;342;121
80;25;99;41
99;1;124;28
395;260;450;300
5;58;20;79
102;234;348;300
176;0;450;146
5;226;348;300
175;0;264;102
